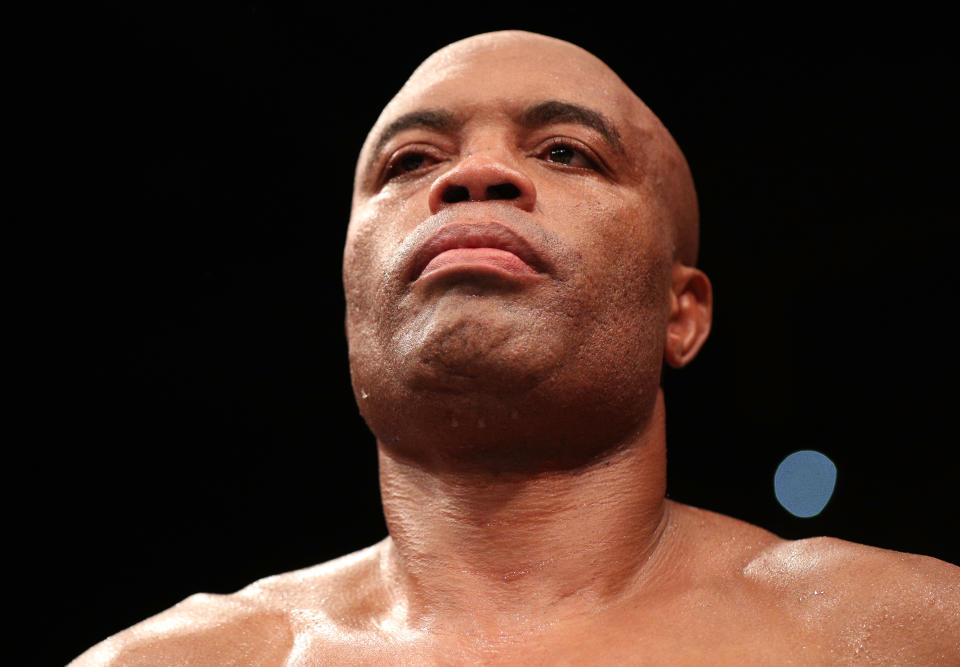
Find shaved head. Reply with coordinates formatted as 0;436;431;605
357;30;700;265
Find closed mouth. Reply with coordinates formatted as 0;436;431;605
408;222;547;282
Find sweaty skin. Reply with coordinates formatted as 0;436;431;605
73;31;959;666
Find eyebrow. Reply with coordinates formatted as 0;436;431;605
372;109;462;159
368;99;626;162
519;101;626;155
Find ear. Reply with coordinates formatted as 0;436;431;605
664;263;713;368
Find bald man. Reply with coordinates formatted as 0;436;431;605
73;31;959;665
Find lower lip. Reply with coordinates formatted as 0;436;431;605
419;248;538;280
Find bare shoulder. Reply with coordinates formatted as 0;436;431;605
668;502;958;661
743;533;960;611
670;502;959;599
744;532;960;590
69;541;390;666
744;531;960;662
67;589;295;667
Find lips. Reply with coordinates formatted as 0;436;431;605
408;222;546;282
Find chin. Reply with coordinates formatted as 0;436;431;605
397;303;566;394
347;300;666;467
353;355;660;473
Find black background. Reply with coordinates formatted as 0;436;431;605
33;5;958;665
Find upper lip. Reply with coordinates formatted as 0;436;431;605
407;221;548;281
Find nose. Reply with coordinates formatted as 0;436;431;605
428;153;537;214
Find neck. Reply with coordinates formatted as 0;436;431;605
377;390;673;638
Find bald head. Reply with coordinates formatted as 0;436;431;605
357;30;700;266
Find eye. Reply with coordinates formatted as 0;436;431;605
383;148;441;183
540;139;599;170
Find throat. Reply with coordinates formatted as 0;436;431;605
376;428;671;636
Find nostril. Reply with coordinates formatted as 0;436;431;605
486;183;521;200
442;185;470;204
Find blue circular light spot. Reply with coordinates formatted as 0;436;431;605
774;450;837;518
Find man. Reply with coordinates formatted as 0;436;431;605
74;30;959;665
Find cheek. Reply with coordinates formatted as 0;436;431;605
343;195;420;313
564;191;672;303
343;207;397;405
563;195;674;369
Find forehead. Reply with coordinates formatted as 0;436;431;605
368;35;650;147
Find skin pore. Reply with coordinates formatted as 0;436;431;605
73;31;959;666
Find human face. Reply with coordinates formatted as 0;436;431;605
343;34;680;459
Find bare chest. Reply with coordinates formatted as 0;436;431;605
283;605;847;666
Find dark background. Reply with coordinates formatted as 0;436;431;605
33;5;957;665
